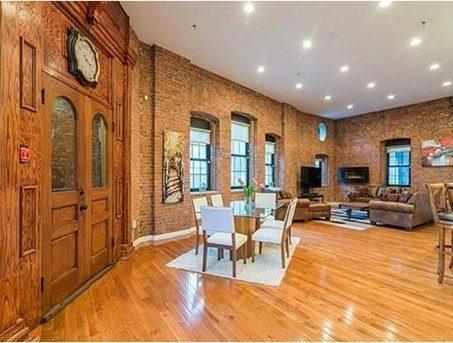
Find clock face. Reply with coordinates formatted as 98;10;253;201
74;38;98;82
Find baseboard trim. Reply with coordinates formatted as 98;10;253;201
134;227;196;248
0;318;31;342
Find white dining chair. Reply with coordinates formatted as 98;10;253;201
251;197;298;268
191;197;209;255
210;193;224;207
255;192;277;222
200;206;248;277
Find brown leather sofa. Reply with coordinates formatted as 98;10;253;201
275;193;331;222
369;191;433;230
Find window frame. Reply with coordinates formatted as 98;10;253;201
386;146;411;187
231;120;250;189
265;141;276;187
189;127;211;192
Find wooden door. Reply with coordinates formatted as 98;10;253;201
42;75;87;315
86;101;113;277
42;75;113;317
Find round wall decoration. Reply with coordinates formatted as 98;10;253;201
317;122;327;141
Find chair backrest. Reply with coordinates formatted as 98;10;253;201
283;197;298;229
446;183;453;212
200;207;235;233
192;197;208;220
425;183;447;224
210;194;224;207
255;192;276;209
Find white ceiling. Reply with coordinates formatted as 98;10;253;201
122;1;453;119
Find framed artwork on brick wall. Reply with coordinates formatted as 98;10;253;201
421;139;453;167
163;130;184;203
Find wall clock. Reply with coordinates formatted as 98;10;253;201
67;28;100;87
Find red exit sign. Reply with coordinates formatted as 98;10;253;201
20;146;30;164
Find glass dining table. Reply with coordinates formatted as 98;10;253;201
230;200;284;258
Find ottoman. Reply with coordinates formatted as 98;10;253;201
309;203;331;220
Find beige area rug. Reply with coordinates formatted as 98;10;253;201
166;237;300;287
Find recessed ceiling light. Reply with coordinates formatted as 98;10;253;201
347;104;354;109
379;0;392;8
295;83;303;89
367;82;376;88
387;94;395;100
324;95;332;101
257;65;265;73
302;40;312;49
429;63;440;70
340;65;349;72
243;2;254;14
443;81;452;87
409;37;421;46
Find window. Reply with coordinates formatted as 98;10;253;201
92;114;107;188
190;118;211;191
231;115;250;188
386;139;411;187
315;154;328;186
265;136;276;187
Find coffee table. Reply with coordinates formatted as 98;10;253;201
338;202;370;219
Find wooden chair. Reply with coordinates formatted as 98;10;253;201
426;183;453;283
251;197;298;268
210;193;224;207
200;207;248;277
191;197;209;255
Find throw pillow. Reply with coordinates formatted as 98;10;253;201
382;188;398;202
355;186;369;197
376;187;385;199
367;186;379;198
398;190;413;203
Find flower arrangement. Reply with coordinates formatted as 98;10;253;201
237;177;265;202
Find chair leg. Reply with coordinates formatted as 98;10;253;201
259;242;263;254
285;236;290;258
202;244;208;272
289;228;292;245
280;244;286;269
243;244;247;264
450;231;453;269
232;248;237;278
251;241;256;263
438;226;445;283
195;230;200;255
217;249;222;261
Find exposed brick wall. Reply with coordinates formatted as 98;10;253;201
335;97;453;200
283;104;336;201
131;43;336;237
130;40;154;239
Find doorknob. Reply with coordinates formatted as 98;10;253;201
79;188;85;196
80;203;88;212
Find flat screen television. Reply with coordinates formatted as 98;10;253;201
300;166;321;193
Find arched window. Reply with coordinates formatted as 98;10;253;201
92;114;107;188
51;97;76;191
385;138;411;187
190;117;211;191
231;114;250;188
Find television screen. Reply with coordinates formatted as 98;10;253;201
301;166;322;188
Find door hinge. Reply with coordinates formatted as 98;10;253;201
40;277;45;292
111;236;115;248
41;88;45;105
112;121;115;132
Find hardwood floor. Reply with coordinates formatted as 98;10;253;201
32;222;453;341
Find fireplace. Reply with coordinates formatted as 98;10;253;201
338;167;369;184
